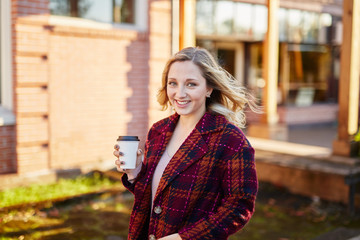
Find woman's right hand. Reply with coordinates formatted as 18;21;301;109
113;144;143;173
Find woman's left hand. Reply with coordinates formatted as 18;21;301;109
158;233;182;240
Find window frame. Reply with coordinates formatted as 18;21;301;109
49;0;148;31
0;0;15;126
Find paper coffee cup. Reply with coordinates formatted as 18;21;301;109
117;136;140;169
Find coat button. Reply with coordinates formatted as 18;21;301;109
149;234;156;240
154;205;162;214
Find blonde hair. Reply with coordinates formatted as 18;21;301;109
157;47;259;128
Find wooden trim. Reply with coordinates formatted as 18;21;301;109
179;0;196;49
262;0;280;124
333;0;360;157
1;0;13;111
337;0;360;138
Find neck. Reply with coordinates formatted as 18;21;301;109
178;110;206;131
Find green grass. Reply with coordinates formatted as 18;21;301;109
0;180;359;240
0;172;123;208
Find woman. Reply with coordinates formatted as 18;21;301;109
114;47;258;240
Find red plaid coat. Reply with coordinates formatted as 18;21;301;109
122;112;258;240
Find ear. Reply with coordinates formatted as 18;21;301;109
206;87;213;96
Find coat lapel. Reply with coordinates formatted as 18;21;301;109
145;114;178;172
134;114;178;203
153;112;227;203
154;127;208;200
140;112;226;206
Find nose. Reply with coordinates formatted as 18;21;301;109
176;85;187;98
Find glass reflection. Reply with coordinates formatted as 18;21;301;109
195;0;334;45
215;1;234;35
303;11;319;43
318;13;332;43
252;5;267;40
196;0;215;35
81;0;112;23
279;8;288;42
49;0;134;24
234;3;252;36
288;9;303;42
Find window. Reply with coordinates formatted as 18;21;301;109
234;3;252;37
286;44;332;105
281;8;333;44
252;5;267;40
196;0;215;35
215;1;234;35
302;11;319;44
278;8;288;42
49;0;146;29
196;1;334;45
288;9;303;43
196;0;267;40
0;0;15;125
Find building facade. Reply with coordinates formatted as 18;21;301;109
195;0;342;125
0;0;171;187
0;0;356;189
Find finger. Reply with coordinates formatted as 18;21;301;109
137;149;143;156
115;159;121;167
114;144;120;150
113;150;120;158
115;161;126;172
115;160;121;171
119;152;124;157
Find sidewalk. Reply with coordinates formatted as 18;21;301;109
287;123;338;149
312;227;360;240
249;124;360;240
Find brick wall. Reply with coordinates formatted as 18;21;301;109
0;125;16;173
48;28;146;170
9;0;172;177
15;14;50;174
148;0;173;125
0;0;50;176
0;0;171;185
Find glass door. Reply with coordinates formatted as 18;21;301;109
215;43;245;85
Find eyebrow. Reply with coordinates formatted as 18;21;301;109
168;77;199;81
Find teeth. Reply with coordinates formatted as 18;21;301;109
177;100;189;105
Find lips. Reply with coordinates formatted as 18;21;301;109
176;100;190;105
175;100;190;107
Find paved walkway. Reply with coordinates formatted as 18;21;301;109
250;124;360;240
288;123;338;149
312;227;360;240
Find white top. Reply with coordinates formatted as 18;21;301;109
126;149;173;207
151;150;172;205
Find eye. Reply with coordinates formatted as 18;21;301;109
168;81;177;86
187;82;197;87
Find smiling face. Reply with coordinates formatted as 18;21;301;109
167;61;213;121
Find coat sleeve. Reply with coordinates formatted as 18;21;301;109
178;144;258;240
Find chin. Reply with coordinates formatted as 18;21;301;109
175;110;190;116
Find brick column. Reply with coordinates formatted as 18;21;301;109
14;7;50;174
148;0;172;126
